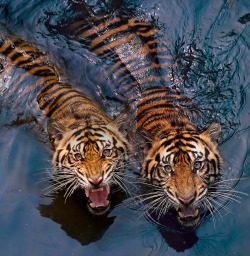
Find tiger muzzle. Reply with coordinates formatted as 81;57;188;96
176;192;200;223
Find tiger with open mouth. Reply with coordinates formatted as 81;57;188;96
0;34;130;215
48;8;227;227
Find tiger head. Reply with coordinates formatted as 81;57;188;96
141;123;222;227
47;120;130;215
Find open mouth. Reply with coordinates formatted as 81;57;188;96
177;207;199;223
85;185;110;215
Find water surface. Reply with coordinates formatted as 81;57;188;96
0;0;249;255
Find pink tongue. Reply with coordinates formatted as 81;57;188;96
89;186;108;207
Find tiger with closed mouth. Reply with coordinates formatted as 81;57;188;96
0;34;130;215
49;9;225;227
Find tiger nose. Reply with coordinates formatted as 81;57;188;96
88;176;103;187
177;192;196;205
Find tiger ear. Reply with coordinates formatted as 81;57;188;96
202;123;221;142
47;120;66;150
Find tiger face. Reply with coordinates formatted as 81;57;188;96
141;123;222;227
47;121;129;215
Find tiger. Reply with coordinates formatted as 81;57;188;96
48;8;224;227
0;34;130;215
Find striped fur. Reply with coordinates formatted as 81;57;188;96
55;14;172;96
0;35;130;215
55;11;224;226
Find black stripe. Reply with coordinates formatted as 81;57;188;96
205;147;210;158
215;154;222;170
90;40;109;52
149;165;155;179
67;156;73;165
141;87;173;97
161;137;176;148
37;86;69;104
1;44;14;55
55;149;63;163
72;128;85;137
23;62;47;70
40;88;76;110
155;153;160;162
117;146;125;154
185;143;196;149
9;51;24;61
143;159;151;177
112;137;117;146
90;18;129;41
46;95;83;117
105;165;113;178
156;167;164;179
0;39;4;48
31;69;55;77
137;103;173;121
203;165;210;175
60;154;66;164
143;113;171;125
210;159;216;171
14;57;35;67
38;83;70;98
66;144;71;151
181;136;199;143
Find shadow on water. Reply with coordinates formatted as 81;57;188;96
160;228;198;252
38;187;127;245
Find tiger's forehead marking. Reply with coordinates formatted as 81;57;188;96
157;136;207;162
65;125;127;152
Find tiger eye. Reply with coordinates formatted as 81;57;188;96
193;161;203;170
163;165;172;173
102;149;112;157
74;153;82;161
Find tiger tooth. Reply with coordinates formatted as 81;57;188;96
90;202;96;208
91;187;103;192
85;188;89;197
194;209;199;217
107;185;110;194
178;211;184;218
104;200;110;207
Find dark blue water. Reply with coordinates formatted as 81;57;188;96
0;0;250;255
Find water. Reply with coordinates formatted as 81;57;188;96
0;0;250;255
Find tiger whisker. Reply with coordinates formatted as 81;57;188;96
129;179;165;189
202;199;217;227
44;178;74;192
138;195;167;213
128;192;165;204
113;173;132;196
213;177;248;184
207;196;233;214
157;198;171;220
130;194;164;205
209;192;243;203
42;177;76;195
210;186;248;196
64;179;79;202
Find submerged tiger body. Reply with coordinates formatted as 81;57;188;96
52;11;224;227
0;35;130;215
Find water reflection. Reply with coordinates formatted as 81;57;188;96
160;229;198;252
38;187;126;245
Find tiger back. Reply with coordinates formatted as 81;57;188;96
0;35;130;215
